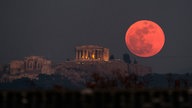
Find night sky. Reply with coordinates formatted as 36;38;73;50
0;0;192;73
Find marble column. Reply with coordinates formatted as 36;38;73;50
79;50;81;59
97;50;99;59
101;50;103;59
81;50;83;59
101;50;103;60
96;49;99;59
99;50;101;59
29;62;31;70
93;50;95;59
87;50;89;59
84;50;86;59
83;50;85;59
29;62;32;69
25;62;28;70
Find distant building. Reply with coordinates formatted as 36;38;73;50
10;60;25;74
9;56;53;75
75;45;109;61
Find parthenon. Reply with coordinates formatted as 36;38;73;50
75;45;109;61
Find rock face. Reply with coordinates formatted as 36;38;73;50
57;60;151;75
1;59;151;82
54;60;151;84
56;60;129;74
53;60;130;85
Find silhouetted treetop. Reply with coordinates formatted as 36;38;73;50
123;53;131;64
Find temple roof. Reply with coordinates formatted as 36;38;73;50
76;45;105;49
24;56;50;61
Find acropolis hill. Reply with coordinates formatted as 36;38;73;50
0;45;151;82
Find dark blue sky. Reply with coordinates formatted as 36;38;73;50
0;0;192;73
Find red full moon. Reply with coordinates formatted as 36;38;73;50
125;20;165;57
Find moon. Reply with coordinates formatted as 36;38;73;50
125;20;165;57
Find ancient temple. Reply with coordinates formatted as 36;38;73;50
9;60;25;74
24;56;52;73
9;56;53;74
75;45;109;61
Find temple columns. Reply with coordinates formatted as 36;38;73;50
76;48;104;60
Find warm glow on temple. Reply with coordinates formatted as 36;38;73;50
92;54;95;59
75;45;109;61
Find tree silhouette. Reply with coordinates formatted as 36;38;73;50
133;58;138;64
123;53;131;64
66;58;70;61
166;73;173;88
109;54;115;60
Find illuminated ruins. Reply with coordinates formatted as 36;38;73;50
75;45;109;61
10;56;53;75
0;45;152;81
